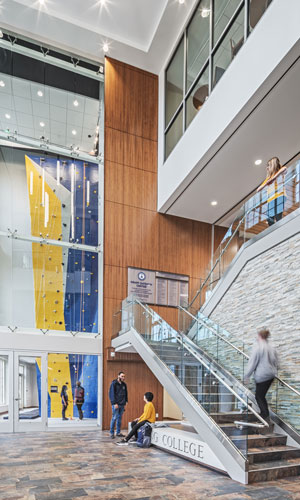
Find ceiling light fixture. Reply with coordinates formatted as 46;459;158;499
0;80;5;88
211;201;218;206
201;8;210;18
73;99;79;107
5;113;11;119
72;129;77;136
103;43;109;53
37;90;43;97
0;30;3;39
39;0;45;4
179;0;185;4
40;121;45;127
255;159;262;165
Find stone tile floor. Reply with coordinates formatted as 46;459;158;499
0;430;300;500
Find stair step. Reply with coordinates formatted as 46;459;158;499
220;423;265;436
248;457;300;482
248;445;300;464
232;433;287;448
211;412;258;424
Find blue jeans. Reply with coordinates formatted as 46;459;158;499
110;405;125;435
267;196;285;226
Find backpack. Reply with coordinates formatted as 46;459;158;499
76;387;85;403
137;423;152;448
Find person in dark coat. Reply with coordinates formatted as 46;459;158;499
61;384;69;421
74;380;85;420
109;371;128;438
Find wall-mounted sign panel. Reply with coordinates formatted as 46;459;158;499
128;268;189;307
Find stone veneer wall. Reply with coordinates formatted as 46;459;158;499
210;231;300;390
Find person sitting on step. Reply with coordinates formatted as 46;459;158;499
117;392;155;445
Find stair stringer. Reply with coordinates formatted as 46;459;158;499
112;327;248;484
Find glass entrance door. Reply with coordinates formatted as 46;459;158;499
13;352;47;432
0;351;13;432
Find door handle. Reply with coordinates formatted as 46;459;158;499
14;398;20;401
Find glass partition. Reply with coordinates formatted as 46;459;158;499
213;0;242;46
186;66;209;128
164;0;273;159
213;7;245;88
186;0;210;91
0;235;98;333
0;146;99;245
47;353;98;426
0;46;101;156
17;356;41;422
165;107;183;158
249;0;273;32
0;355;9;423
165;38;184;128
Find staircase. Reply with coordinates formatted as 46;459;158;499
112;297;300;484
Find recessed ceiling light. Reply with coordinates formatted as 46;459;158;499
179;0;185;3
72;129;77;136
37;90;43;97
0;30;3;39
40;121;45;127
0;80;5;88
201;8;210;17
103;43;109;53
39;0;45;4
211;201;218;206
73;99;79;107
5;113;10;119
255;159;262;165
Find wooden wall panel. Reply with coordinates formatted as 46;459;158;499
103;57;216;430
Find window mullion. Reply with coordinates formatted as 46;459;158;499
208;0;214;95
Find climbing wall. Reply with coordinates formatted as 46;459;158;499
24;154;99;333
47;353;73;419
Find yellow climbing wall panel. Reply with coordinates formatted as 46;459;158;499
48;353;73;419
25;156;65;330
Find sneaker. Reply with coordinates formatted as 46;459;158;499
116;439;128;446
116;433;125;437
62;418;69;421
110;434;115;439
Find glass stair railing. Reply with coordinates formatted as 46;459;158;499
113;297;300;483
114;298;270;455
188;158;300;313
178;306;300;434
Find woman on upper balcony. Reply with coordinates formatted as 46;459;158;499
257;157;287;226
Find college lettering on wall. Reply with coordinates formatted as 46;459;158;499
151;428;225;472
127;268;189;307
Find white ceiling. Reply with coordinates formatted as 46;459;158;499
0;73;100;153
13;0;169;52
0;0;199;74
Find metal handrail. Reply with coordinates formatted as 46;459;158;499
125;297;268;428
179;306;300;398
189;166;300;310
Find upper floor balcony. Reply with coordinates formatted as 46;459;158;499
158;0;300;225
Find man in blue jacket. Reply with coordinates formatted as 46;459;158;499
109;371;128;438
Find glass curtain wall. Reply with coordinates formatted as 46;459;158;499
0;36;103;335
164;0;273;159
